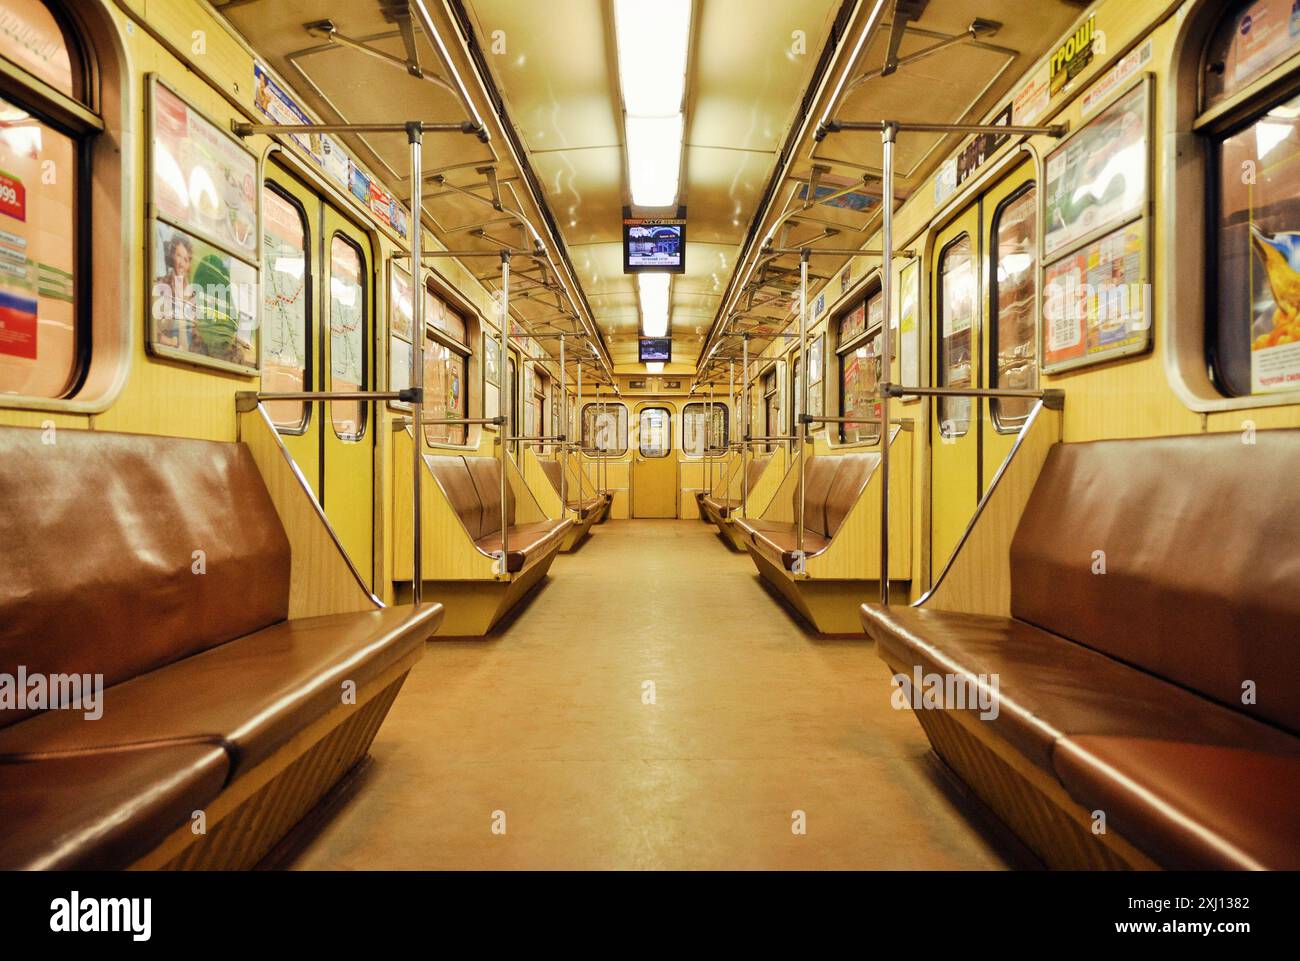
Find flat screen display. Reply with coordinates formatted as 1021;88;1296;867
639;338;672;363
624;217;685;273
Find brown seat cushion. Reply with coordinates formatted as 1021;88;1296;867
565;496;604;519
426;454;485;539
1054;736;1300;870
0;426;291;728
475;521;569;573
1010;430;1300;735
860;605;1300;773
742;519;829;570
464;454;516;536
703;494;740;518
0;605;442;776
0;744;229;870
734;453;877;569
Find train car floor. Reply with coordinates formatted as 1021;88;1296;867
284;520;1012;869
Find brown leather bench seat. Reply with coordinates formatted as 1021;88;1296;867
427;454;571;572
0;606;439;773
0;426;442;870
0;745;230;871
702;453;771;519
734;453;878;570
861;431;1300;869
537;458;609;519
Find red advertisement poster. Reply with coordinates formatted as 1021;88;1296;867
0;289;37;359
0;170;25;222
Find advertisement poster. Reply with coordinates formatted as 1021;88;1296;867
152;81;257;258
1082;41;1152;118
899;260;920;395
251;64;408;240
0;138;37;360
150;221;258;371
0;287;37;359
1012;64;1050;125
839;300;865;344
1044;79;1148;259
390;266;413;341
253;63;321;164
1042;221;1148;372
1248;225;1300;392
483;332;501;386
1233;0;1300;83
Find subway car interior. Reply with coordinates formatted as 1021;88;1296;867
0;0;1298;901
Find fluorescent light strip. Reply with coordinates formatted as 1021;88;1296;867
613;0;690;117
614;0;690;207
638;273;670;337
625;115;683;208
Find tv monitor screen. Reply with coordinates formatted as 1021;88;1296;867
639;338;671;363
624;218;685;273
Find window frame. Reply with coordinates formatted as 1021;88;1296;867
988;180;1039;433
0;0;98;402
681;400;729;457
637;405;672;458
422;326;470;447
326;230;368;442
260;179;313;434
836;282;883;443
936;230;977;438
580;401;628;457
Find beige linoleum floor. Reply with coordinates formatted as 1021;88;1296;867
287;519;1011;870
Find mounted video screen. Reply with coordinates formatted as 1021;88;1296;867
639;337;672;363
624;217;685;273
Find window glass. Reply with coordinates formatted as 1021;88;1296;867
261;186;309;430
0;96;77;397
762;368;779;446
423;335;467;445
938;234;976;436
581;402;628;455
682;402;728;455
638;406;671;457
329;234;366;440
840;329;882;444
531;369;546;442
1214;86;1300;395
791;355;802;430
0;0;77;98
1205;0;1300;110
425;285;467;344
991;186;1038;427
839;300;866;343
388;266;412;395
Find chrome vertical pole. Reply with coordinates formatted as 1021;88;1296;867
796;248;809;562
408;124;424;605
728;360;735;495
707;383;714;495
559;334;567;511
499;251;510;571
741;334;749;517
576;358;583;497
879;122;897;606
